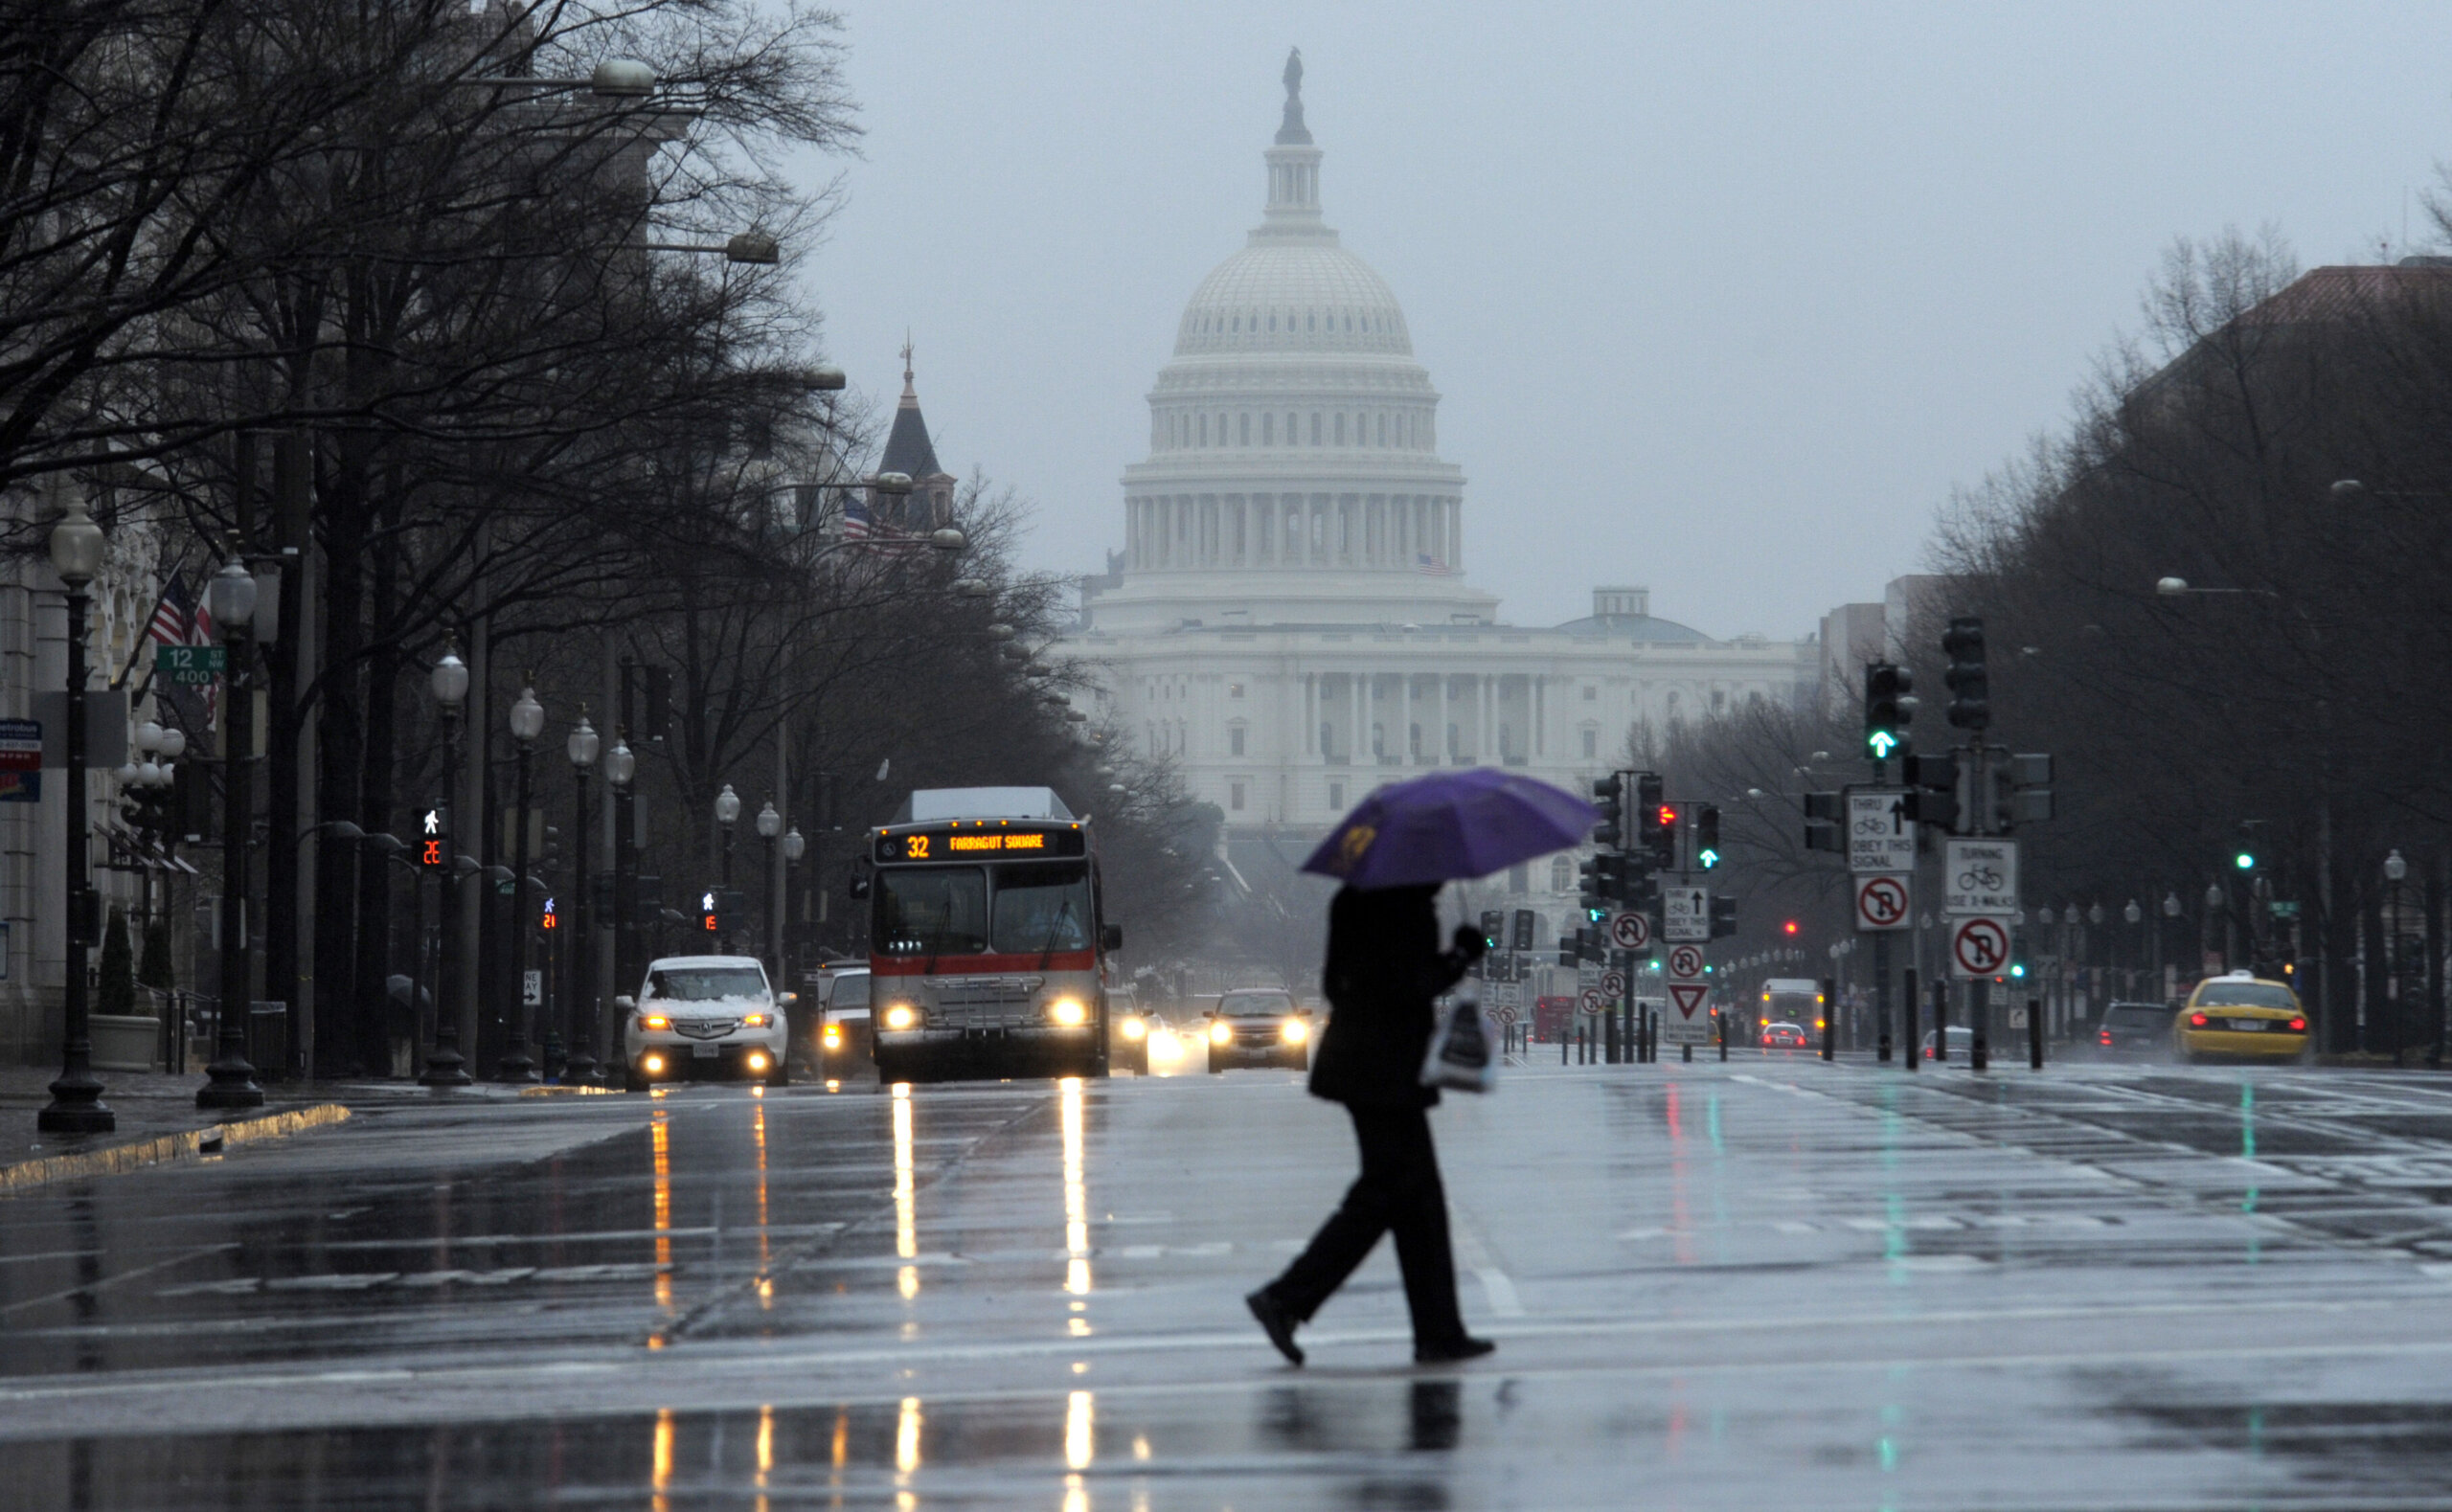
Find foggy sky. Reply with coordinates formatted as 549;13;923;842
788;2;2452;641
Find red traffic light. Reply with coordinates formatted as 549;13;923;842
1657;806;1678;825
1782;920;1800;936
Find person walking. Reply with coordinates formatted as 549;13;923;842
1245;882;1495;1365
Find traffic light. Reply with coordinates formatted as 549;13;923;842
1556;932;1579;967
1695;804;1721;869
698;890;721;934
1479;910;1504;950
1710;894;1738;938
1864;661;1916;760
1942;616;1989;731
1782;919;1800;937
1511;909;1536;952
1635;773;1665;858
1578;856;1606;919
1595;851;1629;904
1804;790;1844;852
420;804;448;869
1593;773;1624;848
1903;753;1960;830
1651;803;1680;869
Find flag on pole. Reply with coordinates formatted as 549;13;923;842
148;573;193;646
1414;553;1456;576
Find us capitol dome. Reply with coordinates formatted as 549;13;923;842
1081;47;1496;634
1058;53;1814;891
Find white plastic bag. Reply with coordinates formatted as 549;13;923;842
1420;994;1498;1094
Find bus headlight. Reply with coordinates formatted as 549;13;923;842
1281;1017;1308;1046
1119;1016;1147;1041
883;1004;920;1031
1048;997;1088;1027
1209;1020;1234;1046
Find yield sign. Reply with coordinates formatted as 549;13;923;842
1668;982;1710;1020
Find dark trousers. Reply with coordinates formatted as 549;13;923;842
1268;1105;1465;1346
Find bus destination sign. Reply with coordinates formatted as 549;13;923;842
874;826;1085;864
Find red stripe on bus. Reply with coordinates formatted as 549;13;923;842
872;950;1098;977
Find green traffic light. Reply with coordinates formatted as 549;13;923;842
2235;852;2255;870
1697;846;1721;869
1867;730;1899;758
2009;963;2026;978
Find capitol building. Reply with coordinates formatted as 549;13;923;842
1057;54;1814;927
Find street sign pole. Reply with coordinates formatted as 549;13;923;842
1874;929;1893;1063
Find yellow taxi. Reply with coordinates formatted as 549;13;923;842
2173;973;2308;1062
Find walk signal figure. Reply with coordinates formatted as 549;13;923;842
1943;617;1989;731
698;890;720;934
1864;661;1915;759
420;805;447;869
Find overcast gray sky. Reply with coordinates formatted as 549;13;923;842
788;2;2452;641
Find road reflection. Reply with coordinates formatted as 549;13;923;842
894;1084;920;1305
1061;1076;1093;1314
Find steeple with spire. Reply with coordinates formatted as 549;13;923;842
873;337;955;530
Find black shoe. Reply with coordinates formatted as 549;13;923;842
1414;1335;1496;1365
1246;1288;1305;1366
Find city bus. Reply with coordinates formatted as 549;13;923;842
857;786;1122;1083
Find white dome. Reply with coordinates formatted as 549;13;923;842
1173;243;1414;358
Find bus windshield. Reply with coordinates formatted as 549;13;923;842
989;861;1093;954
876;868;988;956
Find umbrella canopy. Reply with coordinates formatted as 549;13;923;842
1301;768;1599;890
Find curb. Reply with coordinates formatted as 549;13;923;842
518;1084;617;1097
0;1103;352;1197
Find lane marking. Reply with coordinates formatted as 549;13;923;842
1448;1208;1525;1318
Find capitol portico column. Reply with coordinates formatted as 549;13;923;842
1437;675;1450;765
1401;674;1415;764
1350;672;1364;763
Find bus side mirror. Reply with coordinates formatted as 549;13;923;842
1101;923;1124;952
848;876;871;899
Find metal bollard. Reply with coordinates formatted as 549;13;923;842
1820;976;1836;1062
1902;967;1918;1072
2028;995;2044;1071
1932;978;1950;1064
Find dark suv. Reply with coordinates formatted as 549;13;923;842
2095;1001;2176;1059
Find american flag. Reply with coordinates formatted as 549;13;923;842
839;495;872;540
1414;553;1456;577
148;573;193;646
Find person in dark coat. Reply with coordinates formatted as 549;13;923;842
1245;883;1495;1365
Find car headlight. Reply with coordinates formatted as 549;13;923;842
1210;1020;1233;1046
746;1050;770;1072
822;1025;842;1049
640;1014;672;1031
883;1004;920;1031
1281;1017;1308;1045
1047;997;1088;1026
741;1012;771;1028
1119;1015;1147;1041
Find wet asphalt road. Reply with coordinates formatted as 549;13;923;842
11;1054;2452;1508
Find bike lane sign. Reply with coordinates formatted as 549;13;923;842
1942;837;2019;916
1849;789;1914;874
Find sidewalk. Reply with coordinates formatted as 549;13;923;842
0;1065;479;1193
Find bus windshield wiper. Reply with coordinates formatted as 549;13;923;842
1036;895;1078;971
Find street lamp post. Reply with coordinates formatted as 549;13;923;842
565;712;600;1082
2203;881;2226;980
715;783;740;892
756;800;782;983
420;644;472;1087
781;824;806;990
606;734;638;1010
2123;898;2144;1000
198;553;266;1110
2386;848;2409;1060
497;684;543;1084
37;486;112;1134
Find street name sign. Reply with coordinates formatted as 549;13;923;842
1853;873;1911;933
1608;910;1651;951
1948;914;2013;980
154;644;226;685
1849;789;1915;874
1663;887;1709;942
1943;838;2020;916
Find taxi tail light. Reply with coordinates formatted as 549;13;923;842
2288;1016;2306;1032
2189;1012;2209;1027
2099;1028;2113;1045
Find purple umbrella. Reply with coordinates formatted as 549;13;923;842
1300;768;1599;889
